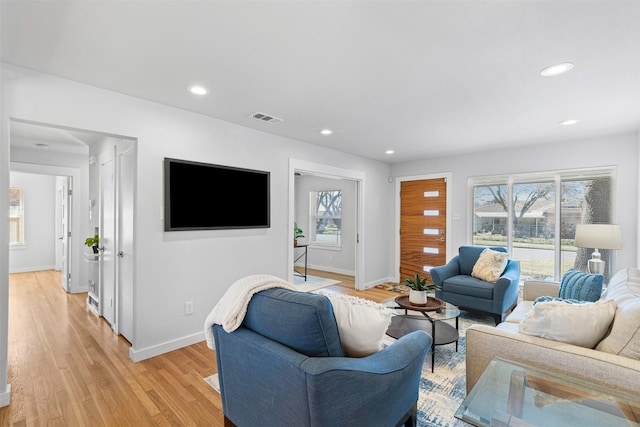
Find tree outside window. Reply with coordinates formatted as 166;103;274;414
9;187;24;245
309;190;341;247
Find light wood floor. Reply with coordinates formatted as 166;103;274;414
0;269;399;426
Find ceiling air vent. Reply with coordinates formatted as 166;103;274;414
249;112;284;124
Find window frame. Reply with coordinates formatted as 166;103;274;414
9;187;25;246
469;167;616;281
308;189;342;249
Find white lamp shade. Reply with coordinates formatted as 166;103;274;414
575;224;622;250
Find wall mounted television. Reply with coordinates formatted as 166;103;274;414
164;158;270;231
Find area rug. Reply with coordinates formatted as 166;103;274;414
204;310;493;427
293;274;341;292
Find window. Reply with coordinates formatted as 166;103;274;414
471;169;615;281
309;190;342;247
9;187;24;245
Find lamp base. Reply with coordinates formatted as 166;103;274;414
587;249;605;275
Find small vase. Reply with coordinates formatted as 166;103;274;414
409;290;428;306
294;239;298;247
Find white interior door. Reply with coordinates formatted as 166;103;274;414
58;176;72;292
117;148;135;341
100;157;116;327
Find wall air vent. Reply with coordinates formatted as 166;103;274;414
249;112;284;124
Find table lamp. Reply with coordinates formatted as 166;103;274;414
575;224;622;274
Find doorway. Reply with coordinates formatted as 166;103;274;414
289;159;365;290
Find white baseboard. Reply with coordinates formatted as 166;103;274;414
129;331;205;362
9;265;56;274
306;264;355;276
0;384;11;407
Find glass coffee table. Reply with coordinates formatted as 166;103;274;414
456;358;640;427
383;295;460;372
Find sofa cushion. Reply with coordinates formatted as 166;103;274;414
504;300;534;324
558;269;604;302
471;248;509;283
243;288;345;357
596;268;640;359
317;291;392;357
459;246;507;276
518;299;616;348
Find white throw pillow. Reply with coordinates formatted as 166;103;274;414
471;248;509;283
596;267;640;359
317;291;392;357
518;299;617;348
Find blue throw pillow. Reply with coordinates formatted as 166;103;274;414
533;296;585;305
558;269;604;302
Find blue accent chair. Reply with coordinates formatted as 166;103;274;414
431;246;521;324
212;288;431;427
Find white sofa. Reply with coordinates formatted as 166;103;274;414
465;268;640;395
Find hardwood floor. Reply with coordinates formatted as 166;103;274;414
1;270;400;426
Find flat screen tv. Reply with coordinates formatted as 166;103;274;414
164;158;270;231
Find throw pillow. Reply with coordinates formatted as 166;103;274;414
518;299;617;348
558;269;604;302
471;248;509;283
533;296;584;305
595;268;640;359
317;291;392;357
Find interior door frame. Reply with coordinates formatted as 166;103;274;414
288;159;365;290
395;172;453;283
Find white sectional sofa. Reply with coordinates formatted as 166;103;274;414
465;267;640;395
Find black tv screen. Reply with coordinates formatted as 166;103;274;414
164;158;270;231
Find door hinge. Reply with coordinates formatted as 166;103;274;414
68;189;73;196
67;273;71;279
67;231;72;238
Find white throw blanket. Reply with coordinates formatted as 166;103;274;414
204;274;297;349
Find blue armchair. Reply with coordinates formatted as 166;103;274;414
212;288;431;427
430;246;520;324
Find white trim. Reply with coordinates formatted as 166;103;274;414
0;384;10;407
306;264;355;276
129;331;204;362
394;172;453;283
289;159;365;289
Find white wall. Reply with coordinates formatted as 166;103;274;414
294;174;357;275
9;171;56;273
390;132;639;272
0;63;394;380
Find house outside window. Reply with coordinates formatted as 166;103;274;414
309;190;342;247
9;187;24;245
471;168;615;281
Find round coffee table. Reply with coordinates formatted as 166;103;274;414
383;295;460;372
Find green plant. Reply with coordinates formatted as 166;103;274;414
294;225;304;239
84;234;99;248
403;273;434;291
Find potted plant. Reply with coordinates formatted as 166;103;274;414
294;225;304;246
403;273;433;306
85;234;100;254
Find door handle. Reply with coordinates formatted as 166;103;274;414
440;237;445;242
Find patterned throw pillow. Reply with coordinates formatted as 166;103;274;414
558;269;604;302
471;248;509;283
533;296;584;305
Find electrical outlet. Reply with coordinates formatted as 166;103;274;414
184;301;194;315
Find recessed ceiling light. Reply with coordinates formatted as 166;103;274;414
385;150;395;155
559;119;579;126
188;85;209;95
320;129;333;135
541;62;574;77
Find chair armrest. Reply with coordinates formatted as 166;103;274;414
492;260;521;314
300;331;431;426
522;280;560;301
430;255;460;288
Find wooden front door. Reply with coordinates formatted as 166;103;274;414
400;178;447;282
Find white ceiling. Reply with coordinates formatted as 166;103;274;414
2;1;639;163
